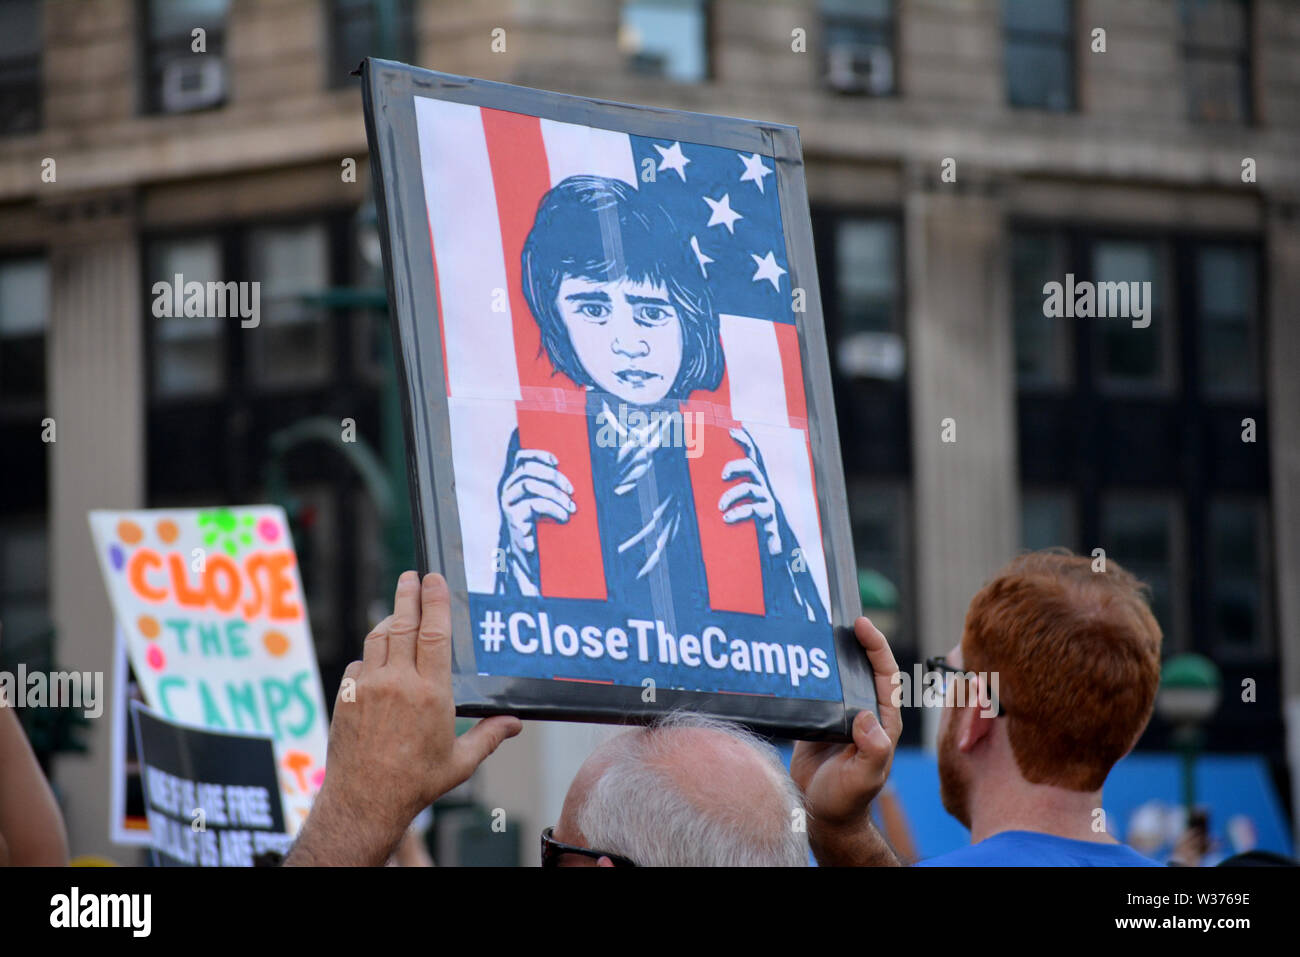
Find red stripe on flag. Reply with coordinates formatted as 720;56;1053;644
683;370;765;616
428;219;451;397
481;107;606;601
773;322;823;545
773;321;807;430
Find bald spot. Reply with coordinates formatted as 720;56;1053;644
557;725;791;851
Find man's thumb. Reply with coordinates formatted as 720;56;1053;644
854;710;890;755
452;716;523;780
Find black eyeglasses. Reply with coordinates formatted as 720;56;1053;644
925;656;1008;717
540;827;638;867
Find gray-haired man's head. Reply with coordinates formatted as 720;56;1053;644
551;711;809;867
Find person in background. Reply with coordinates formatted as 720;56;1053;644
820;549;1165;867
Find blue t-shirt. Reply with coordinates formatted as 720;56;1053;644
914;831;1162;867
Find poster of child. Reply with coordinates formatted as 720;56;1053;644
366;62;874;734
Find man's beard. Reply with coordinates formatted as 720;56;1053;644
937;716;972;830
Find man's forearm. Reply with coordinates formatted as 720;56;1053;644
284;790;406;867
810;816;900;867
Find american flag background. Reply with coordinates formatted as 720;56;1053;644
414;97;833;694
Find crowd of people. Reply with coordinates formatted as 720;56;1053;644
4;548;1284;867
286;549;1175;867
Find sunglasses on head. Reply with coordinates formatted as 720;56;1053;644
540;826;637;867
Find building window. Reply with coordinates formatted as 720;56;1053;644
149;236;226;398
246;224;332;388
145;212;385;693
1021;488;1076;552
1181;0;1252;124
1100;494;1184;647
1003;0;1074;111
0;520;51;659
821;0;895;96
1207;498;1269;657
0;0;41;135
1091;239;1174;394
0;257;48;402
814;207;909;485
1012;230;1072;388
1196;243;1259;397
142;0;230;114
328;0;416;89
1015;224;1273;710
147;222;334;397
619;0;708;83
832;218;903;381
848;479;913;669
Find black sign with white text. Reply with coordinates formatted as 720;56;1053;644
129;702;291;867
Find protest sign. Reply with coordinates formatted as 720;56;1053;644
362;60;874;738
130;701;291;866
110;626;150;846
90;506;327;830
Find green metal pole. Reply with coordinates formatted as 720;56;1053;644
1175;725;1202;813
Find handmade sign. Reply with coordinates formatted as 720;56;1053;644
90;507;327;830
362;60;874;738
130;701;292;866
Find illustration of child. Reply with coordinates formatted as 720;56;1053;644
495;175;825;623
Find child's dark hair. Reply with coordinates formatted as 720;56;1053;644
521;175;723;397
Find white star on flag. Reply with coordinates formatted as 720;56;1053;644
702;193;743;234
750;250;786;291
738;152;773;194
689;236;714;278
654;141;691;182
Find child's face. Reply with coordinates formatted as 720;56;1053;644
556;275;684;404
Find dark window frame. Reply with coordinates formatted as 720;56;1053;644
326;0;417;90
1205;493;1274;660
0;251;50;415
1180;0;1255;126
140;208;383;695
0;515;52;651
812;205;911;478
819;0;898;97
0;0;42;136
1193;238;1263;400
0;248;49;522
1019;484;1079;553
812;205;918;745
1002;0;1077;112
137;0;232;115
618;0;714;84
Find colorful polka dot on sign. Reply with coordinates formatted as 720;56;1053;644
138;615;160;639
263;630;291;657
199;508;258;557
157;518;179;544
117;519;143;545
108;543;125;572
146;644;165;671
257;517;281;543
